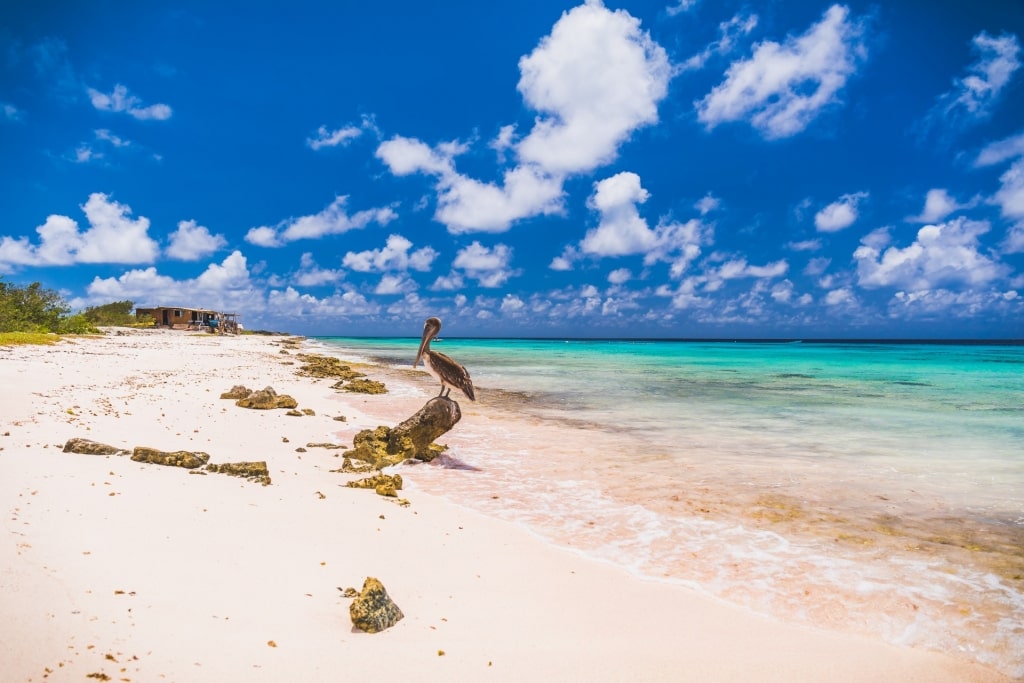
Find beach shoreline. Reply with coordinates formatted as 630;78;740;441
0;329;1009;682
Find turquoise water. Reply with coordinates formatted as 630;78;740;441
317;337;1024;675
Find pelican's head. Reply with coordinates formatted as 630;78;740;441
414;317;442;367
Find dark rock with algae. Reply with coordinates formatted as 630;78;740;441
205;461;271;486
340;397;459;469
346;472;403;497
62;438;129;456
219;385;251;400
349;577;404;633
131;446;210;469
234;386;298;410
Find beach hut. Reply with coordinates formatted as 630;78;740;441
135;306;240;333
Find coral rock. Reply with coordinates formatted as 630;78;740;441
235;386;298;410
388;397;460;462
219;385;251;400
346;472;403;493
349;577;404;633
338;378;387;394
295;354;366;380
131;447;210;469
205;461;271;486
62;438;129;456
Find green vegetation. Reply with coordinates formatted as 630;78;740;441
0;277;139;338
83;300;137;326
0;331;62;346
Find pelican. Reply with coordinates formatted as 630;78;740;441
414;317;475;401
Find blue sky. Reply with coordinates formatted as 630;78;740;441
2;1;1022;338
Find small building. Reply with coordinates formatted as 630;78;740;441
135;306;240;334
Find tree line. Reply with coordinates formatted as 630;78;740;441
0;278;138;334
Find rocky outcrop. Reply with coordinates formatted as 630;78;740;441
131;447;210;469
234;386;298;410
62;438;129;456
205;461;271;486
295;354;366;380
337;378;387;394
349;577;404;633
388;397;460;461
346;472;403;497
219;385;251;399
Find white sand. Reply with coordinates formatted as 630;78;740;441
0;330;1008;682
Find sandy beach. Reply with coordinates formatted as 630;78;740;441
0;330;1009;682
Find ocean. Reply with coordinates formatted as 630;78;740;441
315;336;1024;677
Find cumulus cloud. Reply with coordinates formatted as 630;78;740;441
1004;222;1024;254
0;193;159;270
452;241;517;287
580;172;656;256
992;160;1024;219
84;251;256;313
815;191;867;232
696;4;868;139
375;1;670;234
694;193;720;215
87;84;172;120
666;0;698;16
165;219;227;261
929;32;1021;128
854;218;1010;290
607;267;632;284
293;252;344;287
975;130;1024;167
342;234;438;272
244;196;397;247
515;1;671;175
910;188;972;223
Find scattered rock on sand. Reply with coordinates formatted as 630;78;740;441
131;446;210;469
349;577;404;633
336;378;387;394
219;385;251;399
234;386;298;410
62;438;129;456
295;354;366;380
340;397;460;468
346;472;403;497
205;461;271;486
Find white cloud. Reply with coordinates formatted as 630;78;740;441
607;267;632;284
815;191;867;232
87;84;172;121
854;218;1010;289
890;288;1021;318
580;172;656;256
95;129;130;148
1003;222;1024;254
375;2;670;236
245;196;397;246
452;241;517;288
430;272;466;291
993;159;1024;219
2;102;23;122
515;1;671;175
788;239;822;251
501;294;526;313
84;250;260;315
931;32;1021;127
0;193;159;269
307;124;363;150
694;193;720;215
342;234;438;272
293;253;344;287
666;0;698;16
681;12;759;72
910;188;972;223
374;274;416;295
824;287;855;306
696;4;868;139
165;219;227;261
716;258;788;280
975;129;1024;167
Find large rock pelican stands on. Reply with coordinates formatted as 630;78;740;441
414;317;475;401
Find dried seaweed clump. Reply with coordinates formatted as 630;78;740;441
205;461;271;486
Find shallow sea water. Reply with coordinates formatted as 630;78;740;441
317;337;1024;677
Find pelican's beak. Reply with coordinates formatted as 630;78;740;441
414;336;428;368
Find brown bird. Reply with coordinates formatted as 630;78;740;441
414;317;475;401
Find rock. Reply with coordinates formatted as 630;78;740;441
334;456;376;473
220;385;251;400
338;378;387;394
235;386;298;410
342;426;395;469
131;447;210;469
346;473;403;496
349;577;404;633
295;354;366;380
301;408;316;416
62;438;129;456
205;461;271;486
387;397;461;462
306;442;344;449
333;415;348;422
285;409;303;416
